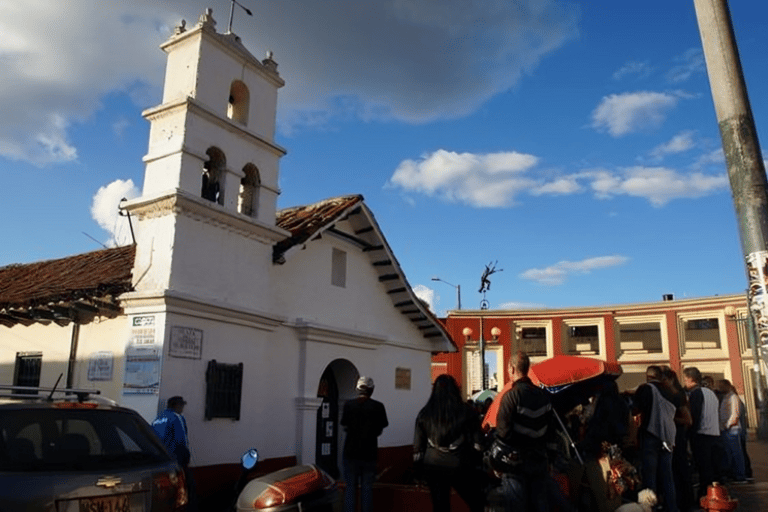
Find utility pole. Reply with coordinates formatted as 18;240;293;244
694;0;768;437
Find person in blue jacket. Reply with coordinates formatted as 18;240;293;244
152;396;191;467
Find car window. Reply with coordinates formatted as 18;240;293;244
0;408;170;471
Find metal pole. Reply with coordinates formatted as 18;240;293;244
480;316;487;390
457;284;462;310
694;0;768;438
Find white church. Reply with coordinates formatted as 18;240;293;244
0;7;452;489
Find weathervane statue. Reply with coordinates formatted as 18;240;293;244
478;261;502;309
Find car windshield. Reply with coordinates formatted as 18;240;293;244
0;407;171;471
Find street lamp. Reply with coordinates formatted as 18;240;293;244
431;277;461;310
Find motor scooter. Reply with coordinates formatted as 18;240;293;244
232;449;340;511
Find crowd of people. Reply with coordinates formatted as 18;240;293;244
402;353;754;512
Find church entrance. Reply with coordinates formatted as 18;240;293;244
316;359;359;478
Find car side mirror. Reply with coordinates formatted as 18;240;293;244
241;448;259;470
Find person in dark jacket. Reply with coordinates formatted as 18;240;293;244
495;351;554;512
632;365;678;512
341;376;388;512
413;374;485;512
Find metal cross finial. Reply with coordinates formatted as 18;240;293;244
228;0;253;33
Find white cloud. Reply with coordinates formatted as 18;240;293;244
91;179;141;247
612;61;653;81
388;149;540;207
0;0;580;165
0;2;175;166
667;48;705;83
650;130;696;160
413;284;436;312
591;91;679;137
520;256;630;285
691;148;725;170
588;166;728;206
390;148;728;207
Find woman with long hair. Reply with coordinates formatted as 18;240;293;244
413;374;485;512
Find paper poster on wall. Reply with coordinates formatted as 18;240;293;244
321;443;331;456
169;326;203;359
87;351;114;381
325;421;333;437
123;345;161;395
322;402;330;419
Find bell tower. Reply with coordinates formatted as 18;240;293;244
123;8;289;301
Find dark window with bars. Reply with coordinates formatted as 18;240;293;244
14;352;42;394
205;360;243;420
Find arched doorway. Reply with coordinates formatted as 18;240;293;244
316;359;358;478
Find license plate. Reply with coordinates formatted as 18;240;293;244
79;495;132;512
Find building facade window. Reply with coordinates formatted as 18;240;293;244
615;316;665;359
205;360;243;420
517;327;547;356
227;80;250;125
331;248;346;288
561;318;604;356
14;352;42;393
239;164;260;217
676;310;728;358
681;317;722;350
201;147;226;205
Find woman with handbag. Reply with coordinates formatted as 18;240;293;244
413;374;486;512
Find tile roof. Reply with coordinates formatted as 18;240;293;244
0;245;135;326
274;194;363;262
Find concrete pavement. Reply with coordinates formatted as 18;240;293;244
715;438;768;509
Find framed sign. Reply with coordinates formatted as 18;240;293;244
395;367;411;390
169;326;203;359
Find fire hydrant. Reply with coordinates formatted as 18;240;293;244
700;482;738;511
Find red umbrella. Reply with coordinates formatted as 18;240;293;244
482;355;622;430
529;355;622;392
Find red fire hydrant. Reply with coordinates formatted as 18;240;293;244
700;483;738;511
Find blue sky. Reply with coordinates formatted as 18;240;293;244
1;0;766;315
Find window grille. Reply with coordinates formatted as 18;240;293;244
14;353;42;394
205;360;243;420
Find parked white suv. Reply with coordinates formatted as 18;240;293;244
0;383;188;511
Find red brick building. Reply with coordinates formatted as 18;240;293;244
433;293;764;426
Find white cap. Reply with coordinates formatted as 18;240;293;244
356;376;374;392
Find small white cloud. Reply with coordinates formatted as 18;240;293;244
612;61;653;81
91;179;140;247
591;91;679;137
520;256;630;286
388;149;539;207
531;176;582;196
588;166;728;206
650;130;696;160
112;118;131;137
667;48;705;83
691;148;725;170
413;284;436;312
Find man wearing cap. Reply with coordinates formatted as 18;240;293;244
152;396;191;467
153;396;197;510
341;376;389;512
